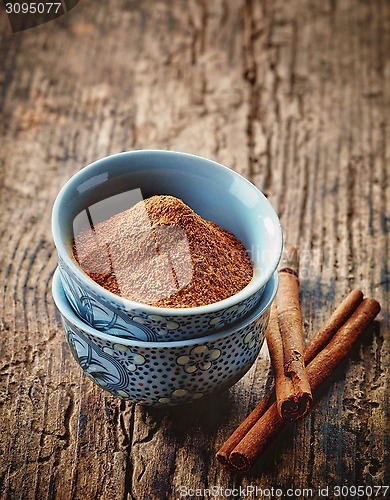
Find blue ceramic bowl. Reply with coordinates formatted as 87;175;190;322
53;269;278;406
52;150;282;341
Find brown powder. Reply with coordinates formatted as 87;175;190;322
73;195;253;308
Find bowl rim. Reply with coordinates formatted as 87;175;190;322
52;267;278;348
52;149;283;316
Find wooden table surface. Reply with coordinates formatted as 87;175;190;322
0;1;389;499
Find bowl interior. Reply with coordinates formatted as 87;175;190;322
52;150;282;310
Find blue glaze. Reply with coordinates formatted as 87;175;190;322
53;269;278;407
52;150;282;340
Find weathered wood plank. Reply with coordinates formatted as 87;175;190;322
0;0;388;499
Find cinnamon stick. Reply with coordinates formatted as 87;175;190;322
216;391;275;465
215;288;364;465
303;289;363;363
274;247;312;420
229;298;380;471
264;302;299;419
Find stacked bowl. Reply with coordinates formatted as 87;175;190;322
52;151;282;407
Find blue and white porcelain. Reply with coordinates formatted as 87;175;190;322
52;268;278;407
52;150;282;341
57;255;263;341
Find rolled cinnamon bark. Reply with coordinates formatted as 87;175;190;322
215;288;364;465
274;247;312;420
216;390;275;465
229;298;380;471
265;300;308;419
303;289;363;363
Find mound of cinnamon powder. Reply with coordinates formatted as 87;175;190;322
73;195;253;308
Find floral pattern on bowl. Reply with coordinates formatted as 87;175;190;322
58;256;264;342
61;313;269;407
176;345;221;374
59;263;160;342
54;268;277;407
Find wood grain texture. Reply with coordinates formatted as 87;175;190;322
0;0;388;498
